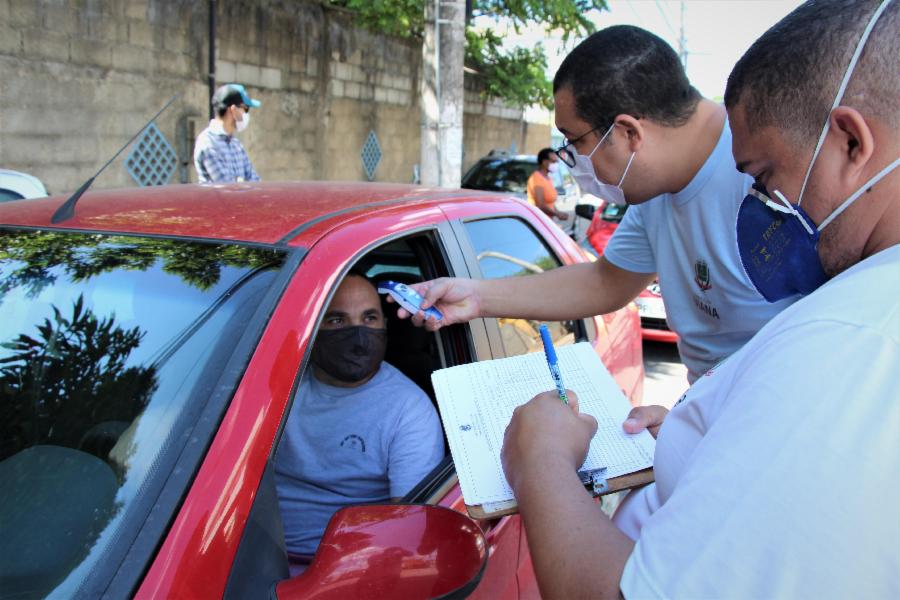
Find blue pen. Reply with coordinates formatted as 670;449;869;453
539;324;569;405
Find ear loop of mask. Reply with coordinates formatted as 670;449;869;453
794;0;893;208
589;123;636;185
618;151;637;187
817;156;900;230
586;123;616;159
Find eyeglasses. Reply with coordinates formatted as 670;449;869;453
554;126;600;168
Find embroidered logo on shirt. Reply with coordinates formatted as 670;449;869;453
340;434;366;453
694;259;712;291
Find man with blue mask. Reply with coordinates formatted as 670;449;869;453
498;1;900;598
399;26;798;384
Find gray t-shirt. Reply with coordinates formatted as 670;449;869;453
274;362;445;555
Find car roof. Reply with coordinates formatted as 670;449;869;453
0;181;513;246
478;154;536;163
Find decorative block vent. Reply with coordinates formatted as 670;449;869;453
125;123;177;186
360;130;382;181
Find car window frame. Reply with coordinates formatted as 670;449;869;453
229;216;544;596
261;222;489;529
449;214;592;358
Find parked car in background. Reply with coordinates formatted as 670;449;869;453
0;169;48;201
576;202;679;344
461;150;591;238
0;183;644;599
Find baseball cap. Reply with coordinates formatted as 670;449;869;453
211;83;262;110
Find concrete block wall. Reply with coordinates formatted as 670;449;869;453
462;88;552;171
0;0;549;195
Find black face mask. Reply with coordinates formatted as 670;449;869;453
311;326;387;384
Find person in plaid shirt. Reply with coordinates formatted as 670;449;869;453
194;83;261;183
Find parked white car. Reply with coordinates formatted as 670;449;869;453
0;169;48;202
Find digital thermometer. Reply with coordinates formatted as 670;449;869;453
377;280;443;322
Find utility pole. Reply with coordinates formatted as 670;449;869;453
678;0;688;69
420;0;465;187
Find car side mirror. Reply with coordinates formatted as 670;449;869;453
575;203;596;220
275;504;487;600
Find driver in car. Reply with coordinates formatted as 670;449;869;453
274;271;445;563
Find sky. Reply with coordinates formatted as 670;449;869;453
477;0;806;122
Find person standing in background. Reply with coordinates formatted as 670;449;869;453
527;148;570;221
194;83;261;184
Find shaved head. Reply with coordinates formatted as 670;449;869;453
725;0;899;146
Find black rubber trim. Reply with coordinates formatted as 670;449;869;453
402;455;456;503
223;461;289;600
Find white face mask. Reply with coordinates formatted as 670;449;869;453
568;123;635;205
547;162;559;174
235;109;250;133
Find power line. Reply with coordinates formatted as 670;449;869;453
653;0;678;39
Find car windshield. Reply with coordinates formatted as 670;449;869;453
462;159;536;193
0;229;287;598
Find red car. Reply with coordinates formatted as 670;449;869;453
0;183;644;599
578;202;679;344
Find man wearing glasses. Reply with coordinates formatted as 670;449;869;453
194;83;261;184
400;26;797;383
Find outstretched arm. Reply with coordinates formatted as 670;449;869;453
396;257;655;331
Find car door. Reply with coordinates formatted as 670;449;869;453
449;213;599;600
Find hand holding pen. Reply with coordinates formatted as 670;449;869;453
539;324;569;405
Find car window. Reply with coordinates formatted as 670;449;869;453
0;229;287;598
463;217;576;356
0;188;25;202
462;160;536;194
271;232;468;570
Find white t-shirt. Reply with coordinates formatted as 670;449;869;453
615;244;900;598
274;362;444;555
603;119;798;381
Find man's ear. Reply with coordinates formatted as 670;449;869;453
613;114;644;152
829;106;875;185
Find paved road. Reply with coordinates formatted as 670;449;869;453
641;341;689;410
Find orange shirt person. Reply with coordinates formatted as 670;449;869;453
527;148;569;220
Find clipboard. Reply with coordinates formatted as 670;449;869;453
432;343;657;520
465;467;655;519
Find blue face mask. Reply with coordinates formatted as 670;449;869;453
736;185;827;302
736;0;899;303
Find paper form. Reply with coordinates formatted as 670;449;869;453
433;342;655;506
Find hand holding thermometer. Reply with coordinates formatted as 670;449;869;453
539;324;569;405
377;280;444;322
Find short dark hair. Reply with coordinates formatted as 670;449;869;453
725;0;899;145
553;25;700;131
345;267;375;289
537;148;554;164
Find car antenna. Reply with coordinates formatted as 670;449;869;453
51;94;180;224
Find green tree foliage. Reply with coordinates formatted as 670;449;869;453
328;0;608;109
0;231;284;299
0;295;157;460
